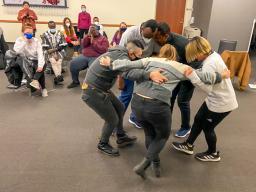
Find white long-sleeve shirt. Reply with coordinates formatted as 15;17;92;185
190;52;238;113
14;37;45;68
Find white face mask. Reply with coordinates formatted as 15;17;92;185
94;21;99;25
142;36;152;44
66;23;70;27
82;8;86;12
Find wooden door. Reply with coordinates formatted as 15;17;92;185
156;0;186;34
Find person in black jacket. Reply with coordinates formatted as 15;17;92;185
155;22;202;138
0;27;9;70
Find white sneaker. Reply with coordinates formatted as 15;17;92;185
30;80;40;90
249;84;256;89
41;89;48;97
21;79;27;86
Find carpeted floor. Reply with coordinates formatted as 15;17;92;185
0;55;256;192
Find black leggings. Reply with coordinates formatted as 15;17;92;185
132;94;171;161
187;102;231;153
31;61;46;90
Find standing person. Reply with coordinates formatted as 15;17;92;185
41;21;67;85
118;19;160;129
110;22;127;46
93;17;107;37
172;36;238;162
81;40;166;156
77;5;91;40
67;24;109;89
17;1;38;37
13;24;48;97
61;17;80;57
155;22;202;138
101;44;227;178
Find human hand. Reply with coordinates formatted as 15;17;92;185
149;69;168;84
99;56;111;66
184;66;193;77
36;67;43;72
221;69;230;79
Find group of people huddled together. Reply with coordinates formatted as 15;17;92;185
1;1;238;179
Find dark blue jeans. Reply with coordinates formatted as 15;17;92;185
70;55;96;84
170;80;195;130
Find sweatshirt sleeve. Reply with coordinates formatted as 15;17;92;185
121;69;150;81
91;36;109;54
36;40;45;68
110;58;149;71
13;37;27;54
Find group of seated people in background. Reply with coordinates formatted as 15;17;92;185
1;0;238;180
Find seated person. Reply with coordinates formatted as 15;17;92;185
61;17;80;57
110;22;127;46
67;24;109;89
93;16;107;38
13;23;48;97
0;27;9;70
41;21;67;85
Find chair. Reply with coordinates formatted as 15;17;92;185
218;39;237;54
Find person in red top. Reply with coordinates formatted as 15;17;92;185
67;24;109;89
17;1;38;37
61;17;80;56
77;5;91;40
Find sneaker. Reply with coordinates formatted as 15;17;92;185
58;75;64;82
30;80;40;90
7;84;19;89
172;142;194;155
21;79;27;86
129;116;142;129
97;142;120;157
116;134;137;148
152;161;161;178
175;128;191;138
195;151;221;162
67;82;80;89
41;89;48;97
249;83;256;89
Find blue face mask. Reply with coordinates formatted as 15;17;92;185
49;29;56;34
24;33;33;39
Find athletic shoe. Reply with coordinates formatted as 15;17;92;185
41;89;48;97
30;80;40;90
249;83;256;89
67;82;80;89
175;128;191;138
116;134;137;148
97;142;120;157
7;84;19;89
129;116;142;129
195;151;221;162
21;79;27;86
172;142;194;155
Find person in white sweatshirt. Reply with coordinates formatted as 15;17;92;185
172;36;238;162
14;24;48;97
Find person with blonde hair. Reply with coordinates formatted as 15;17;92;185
100;43;229;178
172;36;238;162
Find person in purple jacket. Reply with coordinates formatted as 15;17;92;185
67;24;109;89
110;22;127;46
77;5;91;40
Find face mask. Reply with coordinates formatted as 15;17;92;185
82;8;86;12
24;33;33;39
49;29;56;34
132;53;141;61
120;27;127;32
142;36;152;44
66;23;70;27
94;22;99;25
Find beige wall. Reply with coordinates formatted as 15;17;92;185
0;0;157;42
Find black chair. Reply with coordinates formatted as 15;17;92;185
218;39;237;54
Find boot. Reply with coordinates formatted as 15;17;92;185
133;158;151;179
152;160;161;178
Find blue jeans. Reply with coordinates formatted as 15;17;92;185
70;55;96;83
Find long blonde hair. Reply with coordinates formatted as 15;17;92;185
158;44;177;61
186;36;212;63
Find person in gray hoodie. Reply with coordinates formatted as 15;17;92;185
100;44;229;178
81;40;168;156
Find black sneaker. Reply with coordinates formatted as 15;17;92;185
67;82;80;89
172;142;194;155
195;151;221;162
116;134;137;148
97;142;120;157
58;75;64;82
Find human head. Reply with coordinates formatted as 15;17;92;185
155;22;170;46
158;44;177;61
81;5;86;12
186;36;212;62
119;22;127;33
23;1;30;9
141;19;158;39
89;24;100;37
63;17;72;28
22;23;33;40
126;39;144;60
48;21;56;33
93;17;99;24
